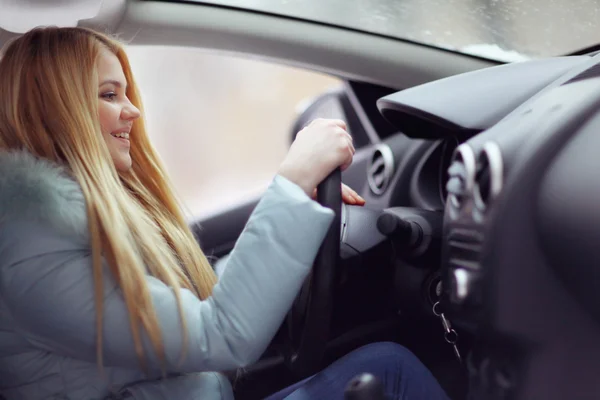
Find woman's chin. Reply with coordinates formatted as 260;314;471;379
114;154;132;173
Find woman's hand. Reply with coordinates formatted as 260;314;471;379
311;183;366;206
278;119;355;196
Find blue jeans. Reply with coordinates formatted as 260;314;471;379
264;342;449;400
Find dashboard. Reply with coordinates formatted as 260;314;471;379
366;52;600;399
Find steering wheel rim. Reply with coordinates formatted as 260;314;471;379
285;168;342;379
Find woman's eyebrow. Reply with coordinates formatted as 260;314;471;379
100;80;127;90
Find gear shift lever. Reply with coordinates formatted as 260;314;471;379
344;373;386;400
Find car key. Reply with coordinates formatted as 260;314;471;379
433;301;462;363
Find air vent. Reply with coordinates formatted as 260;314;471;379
473;142;504;211
367;144;394;195
446;144;476;213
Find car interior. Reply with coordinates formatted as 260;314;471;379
2;1;600;399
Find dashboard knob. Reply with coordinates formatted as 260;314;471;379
377;213;412;238
377;211;427;250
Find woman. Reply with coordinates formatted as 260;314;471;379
0;27;449;399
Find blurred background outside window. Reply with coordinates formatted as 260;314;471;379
127;46;341;219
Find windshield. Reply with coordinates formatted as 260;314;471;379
181;0;600;62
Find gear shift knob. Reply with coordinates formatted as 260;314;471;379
344;373;386;400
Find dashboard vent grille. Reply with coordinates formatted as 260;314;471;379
473;142;504;212
367;144;394;195
446;145;476;213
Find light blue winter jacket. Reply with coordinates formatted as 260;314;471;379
0;150;334;399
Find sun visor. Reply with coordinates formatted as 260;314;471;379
0;0;105;33
377;56;589;139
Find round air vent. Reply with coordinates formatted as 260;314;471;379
367;144;394;195
474;142;504;211
446;144;476;213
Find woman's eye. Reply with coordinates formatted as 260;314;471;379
101;92;117;101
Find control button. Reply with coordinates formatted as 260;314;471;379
454;269;471;300
449;267;481;306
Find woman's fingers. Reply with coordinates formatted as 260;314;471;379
342;183;365;205
312;184;365;206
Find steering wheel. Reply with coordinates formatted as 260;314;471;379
284;168;342;379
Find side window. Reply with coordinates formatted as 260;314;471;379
126;46;342;218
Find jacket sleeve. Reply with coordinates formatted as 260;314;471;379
0;175;334;374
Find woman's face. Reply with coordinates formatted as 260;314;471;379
97;48;140;172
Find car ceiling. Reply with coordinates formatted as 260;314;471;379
0;0;499;90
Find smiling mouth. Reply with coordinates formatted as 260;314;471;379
111;132;130;140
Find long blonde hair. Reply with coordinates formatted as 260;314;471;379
0;27;218;371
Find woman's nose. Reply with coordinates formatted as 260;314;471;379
122;102;141;121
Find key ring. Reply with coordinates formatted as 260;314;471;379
444;329;459;344
432;301;442;317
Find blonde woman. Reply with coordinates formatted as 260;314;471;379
0;27;448;400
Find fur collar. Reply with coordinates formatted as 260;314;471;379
0;150;88;238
